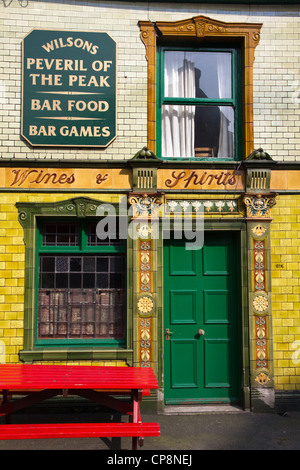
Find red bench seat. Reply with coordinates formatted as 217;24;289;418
0;422;160;440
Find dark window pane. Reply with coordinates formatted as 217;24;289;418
88;222;101;245
83;273;95;288
45;224;56;233
41;223;79;246
97;257;109;272
195;106;234;158
58;235;70;245
42;257;55;272
87;221;122;246
56;273;68;288
41;273;54;288
70;273;81;288
96;273;109;288
44;235;55;246
70;257;81;272
110;257;123;272
57;225;69;233
83;257;95;272
56;225;77;246
110;273;123;288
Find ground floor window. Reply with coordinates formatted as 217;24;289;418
36;220;126;346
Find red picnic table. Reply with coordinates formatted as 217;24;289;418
0;364;160;449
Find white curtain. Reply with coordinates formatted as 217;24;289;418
217;54;234;158
162;53;195;158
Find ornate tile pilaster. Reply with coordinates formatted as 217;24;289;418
128;193;162;219
138;239;154;368
244;192;277;408
128;194;162;371
244;194;277;219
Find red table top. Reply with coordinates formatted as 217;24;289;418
0;364;158;391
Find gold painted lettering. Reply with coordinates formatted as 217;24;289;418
164;170;238;189
227;173;237;185
10;169;38;187
165;171;186;188
183;171;199;188
96;173;109;185
9;169;75;187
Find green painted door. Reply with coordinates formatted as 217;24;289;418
163;231;241;404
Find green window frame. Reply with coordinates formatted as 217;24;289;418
36;219;126;347
157;45;242;161
16;197;133;363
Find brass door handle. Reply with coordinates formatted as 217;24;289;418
198;329;205;336
165;328;174;341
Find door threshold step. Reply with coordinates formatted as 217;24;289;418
160;404;247;415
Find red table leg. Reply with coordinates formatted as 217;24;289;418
131;389;144;450
1;391;10;424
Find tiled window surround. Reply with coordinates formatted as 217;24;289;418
139;15;262;160
14;196;133;364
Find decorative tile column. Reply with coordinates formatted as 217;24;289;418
128;149;162;377
244;160;277;411
128;193;162;374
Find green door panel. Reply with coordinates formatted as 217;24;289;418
204;339;231;388
170;340;198;389
170;290;197;324
203;290;230;323
163;231;241;404
169;244;197;275
203;242;230;275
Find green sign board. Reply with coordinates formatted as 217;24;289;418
22;29;116;147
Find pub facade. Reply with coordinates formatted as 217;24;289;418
0;0;300;413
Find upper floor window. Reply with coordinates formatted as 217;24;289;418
139;15;262;160
158;47;240;160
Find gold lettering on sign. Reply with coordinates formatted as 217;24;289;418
4;168;130;190
10;169;75;187
96;173;109;185
164;170;237;189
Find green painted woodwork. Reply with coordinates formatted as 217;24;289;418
35;220;126;348
163;231;241;404
157;46;242;161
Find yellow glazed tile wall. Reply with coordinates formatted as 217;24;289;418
271;195;300;391
0;192;126;365
0;194;24;364
2;191;300;384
